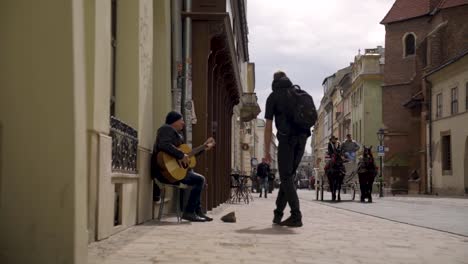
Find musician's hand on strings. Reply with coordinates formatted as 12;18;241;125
178;154;190;168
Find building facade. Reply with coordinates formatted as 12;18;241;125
0;0;259;262
349;47;384;155
381;0;468;194
427;53;468;195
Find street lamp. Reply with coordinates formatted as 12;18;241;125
377;128;385;197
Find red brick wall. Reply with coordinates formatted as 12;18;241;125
431;6;468;67
383;17;430;85
382;17;430;189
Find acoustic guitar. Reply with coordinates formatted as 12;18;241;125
156;137;215;183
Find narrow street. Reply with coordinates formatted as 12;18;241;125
88;190;468;264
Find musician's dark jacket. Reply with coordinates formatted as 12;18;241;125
151;124;185;183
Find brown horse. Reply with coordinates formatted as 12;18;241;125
357;146;377;203
325;151;346;202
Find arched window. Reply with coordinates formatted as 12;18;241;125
404;33;416;57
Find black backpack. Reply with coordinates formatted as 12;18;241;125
286;85;317;130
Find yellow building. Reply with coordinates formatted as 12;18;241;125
349;47;384;155
427;52;468;195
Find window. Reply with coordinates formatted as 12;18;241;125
451;87;458;115
404;33;416;57
441;134;452;173
436;93;442;118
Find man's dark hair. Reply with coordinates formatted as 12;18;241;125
165;111;183;124
346;134;351;138
273;71;287;80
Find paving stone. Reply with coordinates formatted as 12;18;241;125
88;190;468;264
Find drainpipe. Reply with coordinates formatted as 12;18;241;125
183;0;193;146
171;0;183;113
426;78;433;194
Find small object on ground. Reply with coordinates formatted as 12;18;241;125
221;211;236;223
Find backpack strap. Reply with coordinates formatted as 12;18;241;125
291;84;301;90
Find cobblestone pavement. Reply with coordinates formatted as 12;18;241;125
88;190;468;264
306;189;468;236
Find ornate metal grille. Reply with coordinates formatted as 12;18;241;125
110;116;138;173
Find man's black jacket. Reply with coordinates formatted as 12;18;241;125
151;124;185;182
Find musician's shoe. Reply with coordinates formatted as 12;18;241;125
196;211;213;222
182;212;206;222
279;216;303;228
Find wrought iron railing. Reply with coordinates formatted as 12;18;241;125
110;116;138;173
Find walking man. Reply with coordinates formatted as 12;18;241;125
257;158;270;198
264;71;311;227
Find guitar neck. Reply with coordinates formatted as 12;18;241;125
188;145;206;157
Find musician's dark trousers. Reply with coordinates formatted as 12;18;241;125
275;134;307;219
181;170;205;213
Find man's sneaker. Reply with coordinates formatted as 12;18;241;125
196;211;213;222
273;213;283;224
279;216;303;227
182;212;206;222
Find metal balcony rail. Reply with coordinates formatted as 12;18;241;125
110;116;138;174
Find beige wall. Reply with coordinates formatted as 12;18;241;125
430;56;468;195
86;0;170;242
0;0;88;263
85;0;112;243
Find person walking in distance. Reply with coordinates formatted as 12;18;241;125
257;158;271;198
264;71;311;227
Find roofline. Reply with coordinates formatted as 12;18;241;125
322;74;335;85
379;0;399;25
380;14;430;25
424;49;468;77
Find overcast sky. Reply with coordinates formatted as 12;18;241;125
247;0;395;153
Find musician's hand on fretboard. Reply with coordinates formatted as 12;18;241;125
204;137;216;151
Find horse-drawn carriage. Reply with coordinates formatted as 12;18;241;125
315;156;358;201
316;146;377;202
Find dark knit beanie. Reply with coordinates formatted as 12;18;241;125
165;111;183;124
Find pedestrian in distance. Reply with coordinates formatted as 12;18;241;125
264;70;317;227
257;158;271;198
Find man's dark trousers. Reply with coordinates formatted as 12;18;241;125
275;134;307;219
180;170;205;213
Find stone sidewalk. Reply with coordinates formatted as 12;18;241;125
88;190;468;264
305;189;468;236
